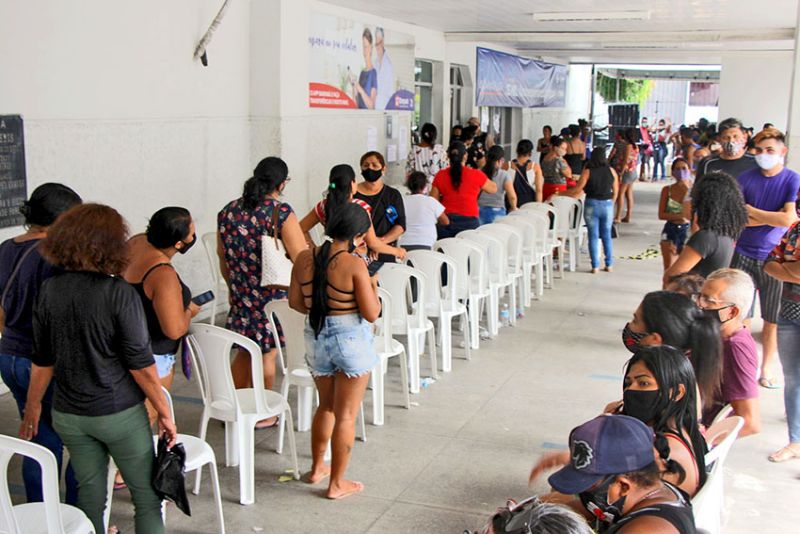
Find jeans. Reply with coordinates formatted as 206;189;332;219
584;198;614;269
53;404;164;534
436;214;480;239
778;317;800;443
653;142;667;178
0;354;78;504
479;206;506;225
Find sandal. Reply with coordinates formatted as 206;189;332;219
255;417;280;430
768;445;800;463
759;377;782;389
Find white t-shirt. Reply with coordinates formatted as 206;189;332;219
399;194;445;247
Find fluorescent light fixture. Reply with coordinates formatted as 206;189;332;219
533;10;651;22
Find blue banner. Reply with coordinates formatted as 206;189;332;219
476;47;567;108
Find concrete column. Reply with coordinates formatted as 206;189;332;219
787;6;800;161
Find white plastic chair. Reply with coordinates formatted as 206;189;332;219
405;250;471;373
692;415;745;534
480;223;526;312
434;238;490;350
520;203;565;278
710;403;734;426
200;232;230;325
551;196;584;272
265;300;315;440
500;214;546;298
188;324;300;505
378;264;437;394
372;287;411;425
0;435;94;534
458;230;513;335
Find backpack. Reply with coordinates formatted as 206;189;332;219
470;496;541;534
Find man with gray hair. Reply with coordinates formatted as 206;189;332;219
697;268;761;436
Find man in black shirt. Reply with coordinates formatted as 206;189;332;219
696;117;757;179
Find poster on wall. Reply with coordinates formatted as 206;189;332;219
0;115;27;228
476;47;568;108
308;12;415;111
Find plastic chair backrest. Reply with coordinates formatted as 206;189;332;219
379;264;428;330
508;211;549;254
434;238;487;298
521;203;560;242
710;404;734;426
406;250;459;312
497;216;536;255
459;230;507;282
375;287;394;353
201;232;222;287
704;415;744;466
481;223;523;273
188;323;272;416
264;300;308;376
0;435;65;533
551;196;582;232
161;386;176;421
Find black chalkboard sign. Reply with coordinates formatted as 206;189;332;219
0;115;27;228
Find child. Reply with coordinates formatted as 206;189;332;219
399;171;449;251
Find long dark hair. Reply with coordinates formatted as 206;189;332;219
420;123;437;145
481;145;505;180
624;127;638;145
586;146;609;169
639;291;722;408
310;203;371;337
324;164;356;224
242;157;289;210
447;141;467;190
691;171;748;240
19;183;82;227
625;346;707;485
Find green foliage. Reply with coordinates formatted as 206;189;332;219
597;73;654;105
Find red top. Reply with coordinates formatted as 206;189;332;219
314;198;371;225
432;166;488;218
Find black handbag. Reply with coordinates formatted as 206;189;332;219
152;436;191;516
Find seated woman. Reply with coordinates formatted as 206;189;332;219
530;346;706;498
290;203;380;500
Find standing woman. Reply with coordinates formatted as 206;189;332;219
0;183;81;504
541;136;572;200
613;127;640;223
563;124;586;181
430;141;498;239
658;157;693;272
351;28;377;109
478;145;517;225
507;139;543;209
559;147;619;273
290;203;380;500
218;157;307;416
21;203;176;534
124;207;201;421
406;122;446;189
536;125;552;164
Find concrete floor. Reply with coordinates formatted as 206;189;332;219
2;182;797;533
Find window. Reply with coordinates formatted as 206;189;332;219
414;60;433;131
483;107;514;156
450;64;468;128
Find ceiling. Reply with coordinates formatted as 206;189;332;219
322;0;798;64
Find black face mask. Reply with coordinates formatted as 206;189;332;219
177;233;196;255
579;477;627;526
622;323;649;353
702;305;734;324
622;389;661;424
362;168;382;183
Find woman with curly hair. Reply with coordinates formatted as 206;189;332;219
20;203;176;534
663;170;748;286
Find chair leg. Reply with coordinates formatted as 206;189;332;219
408;334;420;394
487;289;499;336
441;316;452;372
399;349;410;409
225;421;238;467
371;363;384;426
461;312;472;360
238;421;255;505
283;408;300;480
535;262;545;297
468;297;480;349
207;461;226;534
427;329;438;380
509;282;518;325
277;381;290;455
297;385;313;432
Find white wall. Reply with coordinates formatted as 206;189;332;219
521;64;593;143
719;52;793;131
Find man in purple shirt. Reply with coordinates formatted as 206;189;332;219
698;269;761;436
732;128;800;389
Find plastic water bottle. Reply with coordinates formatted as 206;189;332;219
500;303;510;327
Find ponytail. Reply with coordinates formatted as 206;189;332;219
309;241;332;338
447;141;467;190
243;157;288;210
687;310;723;409
482;145;505;181
324;164;356;224
654;432;687;485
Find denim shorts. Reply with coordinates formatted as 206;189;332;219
304;314;378;378
153;353;176;378
660;222;690;252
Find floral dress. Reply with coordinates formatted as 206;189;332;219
218;197;292;351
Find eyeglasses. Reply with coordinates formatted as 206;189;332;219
696;294;734;309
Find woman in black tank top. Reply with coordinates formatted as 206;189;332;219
507;139;543;210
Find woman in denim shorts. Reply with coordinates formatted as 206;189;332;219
290;200;380;500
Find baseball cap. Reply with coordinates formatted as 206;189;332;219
548;415;655;495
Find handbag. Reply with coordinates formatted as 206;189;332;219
260;201;293;290
152;436;191;516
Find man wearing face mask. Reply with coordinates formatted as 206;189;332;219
547;415;696;534
697;269;761;436
732;128;800;390
696;117;757;180
355;151;406;275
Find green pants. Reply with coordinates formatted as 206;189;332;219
53;404;163;534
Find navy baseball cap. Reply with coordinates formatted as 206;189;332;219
548;415;656;495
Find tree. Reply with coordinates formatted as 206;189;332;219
597;73;654;106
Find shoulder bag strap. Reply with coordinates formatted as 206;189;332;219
270;201;282;249
1;243;40;309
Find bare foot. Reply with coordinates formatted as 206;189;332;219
255;416;279;429
108;526;120;534
327;480;364;500
304;465;331;484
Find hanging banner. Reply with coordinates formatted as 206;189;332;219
476;47;568;108
308;12;415;111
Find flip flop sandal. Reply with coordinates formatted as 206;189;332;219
113;481;127;491
768;446;800;463
255;417;280;430
759;377;782;389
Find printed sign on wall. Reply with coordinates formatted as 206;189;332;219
308;12;415;111
476;47;568;108
0;115;27;228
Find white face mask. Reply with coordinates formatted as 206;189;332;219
755;152;784;170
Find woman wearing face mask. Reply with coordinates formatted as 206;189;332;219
663;171;748;287
658;158;692;272
529;346;706;499
541;136;572;200
355;151;407;275
218;157;308;422
406;123;446;190
478;145;517;225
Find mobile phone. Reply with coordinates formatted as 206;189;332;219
191;290;214;306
